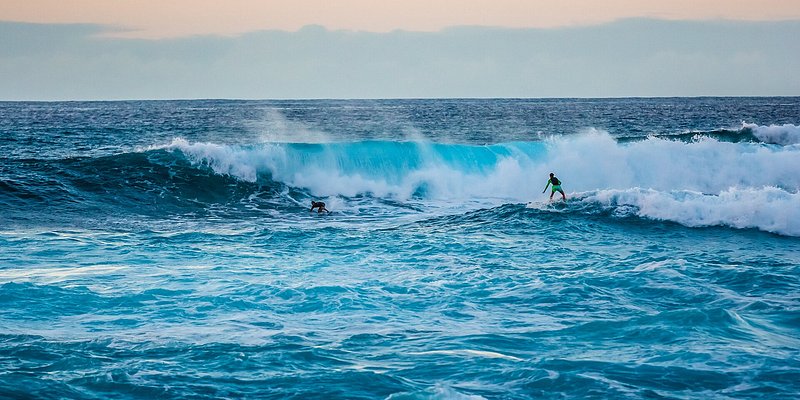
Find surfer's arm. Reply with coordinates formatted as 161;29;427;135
542;181;550;193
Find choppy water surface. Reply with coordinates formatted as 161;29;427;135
1;98;799;399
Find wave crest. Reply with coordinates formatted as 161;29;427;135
164;138;547;200
742;122;800;145
161;131;800;201
580;187;800;236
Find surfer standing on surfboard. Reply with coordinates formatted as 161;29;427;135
542;173;567;201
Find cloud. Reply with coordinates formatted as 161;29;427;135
1;19;798;100
3;0;800;38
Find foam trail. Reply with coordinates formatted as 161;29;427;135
545;129;800;194
409;349;523;361
582;187;800;236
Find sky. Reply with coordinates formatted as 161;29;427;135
1;1;799;99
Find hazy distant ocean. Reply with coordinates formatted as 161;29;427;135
1;98;799;399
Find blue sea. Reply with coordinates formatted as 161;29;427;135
1;98;799;399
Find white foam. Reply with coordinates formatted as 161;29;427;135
156;132;800;235
543;128;800;195
162;137;282;183
163;131;800;198
581;187;800;236
163;138;546;201
743;122;800;145
0;265;127;284
409;349;523;361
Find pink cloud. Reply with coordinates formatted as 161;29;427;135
1;0;799;38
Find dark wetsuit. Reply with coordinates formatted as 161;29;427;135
310;201;329;213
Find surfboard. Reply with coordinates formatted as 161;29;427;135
527;200;567;209
526;201;543;208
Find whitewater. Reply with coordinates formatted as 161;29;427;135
1;98;799;399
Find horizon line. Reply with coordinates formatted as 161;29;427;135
3;95;800;103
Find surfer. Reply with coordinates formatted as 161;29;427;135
542;173;567;201
310;201;330;213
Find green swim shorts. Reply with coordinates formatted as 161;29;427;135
551;184;562;192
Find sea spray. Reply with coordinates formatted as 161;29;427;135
165;130;799;193
743;122;800;145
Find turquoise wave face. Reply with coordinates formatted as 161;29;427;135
3;130;800;235
163;133;800;235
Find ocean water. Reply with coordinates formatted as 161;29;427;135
1;98;799;399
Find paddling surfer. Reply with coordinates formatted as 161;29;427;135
310;201;330;213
